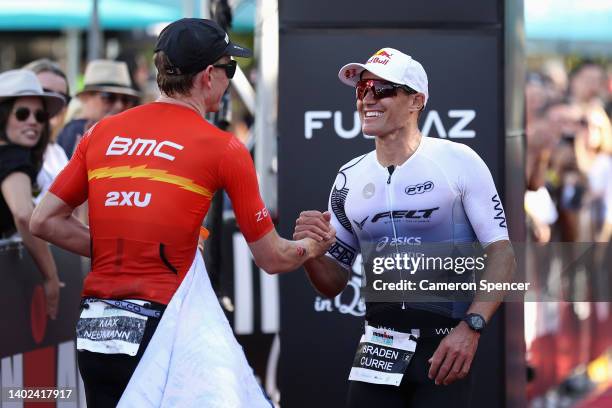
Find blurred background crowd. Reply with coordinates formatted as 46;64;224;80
525;59;611;245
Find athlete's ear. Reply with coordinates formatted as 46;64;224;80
411;94;425;112
197;67;214;91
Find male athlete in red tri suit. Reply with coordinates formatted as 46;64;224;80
31;19;335;407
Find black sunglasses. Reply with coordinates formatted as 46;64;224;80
356;79;417;100
99;92;135;105
212;60;237;79
43;88;71;105
14;107;49;124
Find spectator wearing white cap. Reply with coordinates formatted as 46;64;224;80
57;60;139;157
0;69;66;319
294;48;515;407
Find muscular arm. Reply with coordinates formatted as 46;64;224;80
466;239;516;320
248;229;334;275
302;256;349;299
30;192;90;257
428;239;516;386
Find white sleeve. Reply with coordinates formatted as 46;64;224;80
325;172;359;270
458;146;510;245
588;156;609;198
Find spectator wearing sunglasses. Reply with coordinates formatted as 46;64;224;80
294;48;515;408
31;19;332;407
23;59;72;204
0;69;66;319
57;59;140;158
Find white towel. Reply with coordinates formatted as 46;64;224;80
118;252;272;408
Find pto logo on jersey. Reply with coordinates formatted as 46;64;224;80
405;181;434;195
106;136;184;161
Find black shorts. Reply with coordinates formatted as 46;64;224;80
77;301;165;408
347;305;473;408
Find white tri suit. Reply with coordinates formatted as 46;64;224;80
324;135;509;407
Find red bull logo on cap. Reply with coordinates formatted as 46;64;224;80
367;49;393;66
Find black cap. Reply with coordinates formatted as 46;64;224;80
154;18;252;75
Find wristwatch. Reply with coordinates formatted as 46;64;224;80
463;313;486;333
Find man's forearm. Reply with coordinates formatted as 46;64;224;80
33;214;90;257
304;255;349;298
468;240;516;321
265;237;314;274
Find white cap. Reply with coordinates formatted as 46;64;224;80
338;48;429;105
0;69;66;117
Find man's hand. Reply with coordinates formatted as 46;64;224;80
294;210;334;242
428;321;480;385
43;277;65;320
303;232;336;259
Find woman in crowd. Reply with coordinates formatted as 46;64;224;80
0;69;66;319
22;59;71;202
575;106;612;242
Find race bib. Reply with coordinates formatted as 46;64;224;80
76;300;148;356
348;324;418;386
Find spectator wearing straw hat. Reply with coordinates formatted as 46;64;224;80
0;69;66;319
57;60;139;157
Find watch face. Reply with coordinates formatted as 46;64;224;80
470;315;484;330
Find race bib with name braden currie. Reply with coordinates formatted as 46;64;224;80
348;324;419;386
76;300;148;356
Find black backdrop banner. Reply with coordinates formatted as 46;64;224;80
279;0;499;26
277;1;523;407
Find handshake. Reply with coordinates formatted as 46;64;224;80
293;210;337;259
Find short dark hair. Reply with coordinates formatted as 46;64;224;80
0;98;51;173
154;51;198;97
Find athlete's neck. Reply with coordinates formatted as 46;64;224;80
374;125;423;167
156;95;207;118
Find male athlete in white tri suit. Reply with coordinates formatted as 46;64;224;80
293;48;516;407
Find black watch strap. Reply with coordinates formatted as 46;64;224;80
463;313;486;333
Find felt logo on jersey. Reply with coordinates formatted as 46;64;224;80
88;165;212;198
371;208;439;223
353;216;369;231
362;183;376;199
106;136;184;161
405;181;434;195
491;194;507;228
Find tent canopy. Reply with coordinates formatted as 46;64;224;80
0;0;610;43
0;0;182;30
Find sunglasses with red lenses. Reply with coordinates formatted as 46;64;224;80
14;107;49;124
356;79;416;100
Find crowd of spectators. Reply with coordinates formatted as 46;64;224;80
525;60;612;244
